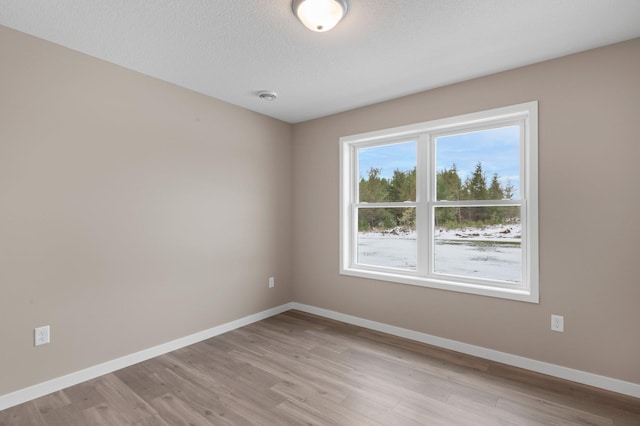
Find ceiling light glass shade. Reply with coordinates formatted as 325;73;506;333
292;0;348;32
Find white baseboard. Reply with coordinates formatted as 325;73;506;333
291;302;640;399
2;301;638;411
0;302;295;411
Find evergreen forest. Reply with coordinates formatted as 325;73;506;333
358;162;519;231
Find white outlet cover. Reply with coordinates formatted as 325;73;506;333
268;277;275;288
551;315;564;332
35;325;50;346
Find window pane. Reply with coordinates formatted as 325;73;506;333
357;207;416;270
434;206;521;282
358;142;416;202
436;126;520;201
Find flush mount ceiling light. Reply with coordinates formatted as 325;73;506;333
292;0;348;32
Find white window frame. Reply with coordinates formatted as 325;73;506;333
339;102;539;303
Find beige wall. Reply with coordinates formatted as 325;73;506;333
2;22;639;398
292;38;640;384
0;26;293;395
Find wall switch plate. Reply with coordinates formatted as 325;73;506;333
551;315;564;332
35;325;50;346
268;277;275;288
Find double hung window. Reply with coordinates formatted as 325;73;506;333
339;102;538;302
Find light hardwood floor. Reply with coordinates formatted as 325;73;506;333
1;310;639;425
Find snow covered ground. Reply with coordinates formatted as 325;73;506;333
357;224;521;282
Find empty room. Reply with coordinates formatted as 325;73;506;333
1;1;640;424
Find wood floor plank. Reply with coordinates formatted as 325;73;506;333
0;401;47;426
495;395;614;426
137;365;247;425
83;403;132;426
58;380;108;411
149;393;215;426
1;310;639;425
31;391;71;414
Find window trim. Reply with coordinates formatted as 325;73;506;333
339;102;539;303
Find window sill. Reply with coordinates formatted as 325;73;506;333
340;267;538;303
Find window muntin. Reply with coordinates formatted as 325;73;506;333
340;102;538;302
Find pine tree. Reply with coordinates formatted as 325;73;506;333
503;179;515;200
388;167;416;228
464;162;488;200
358;162;516;230
435;164;463;226
488;173;504;200
437;163;462;201
389;168;415;202
359;167;389;202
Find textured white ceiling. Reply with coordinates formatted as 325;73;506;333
1;0;640;123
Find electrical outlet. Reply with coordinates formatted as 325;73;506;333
268;277;275;288
35;325;50;346
551;315;564;332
